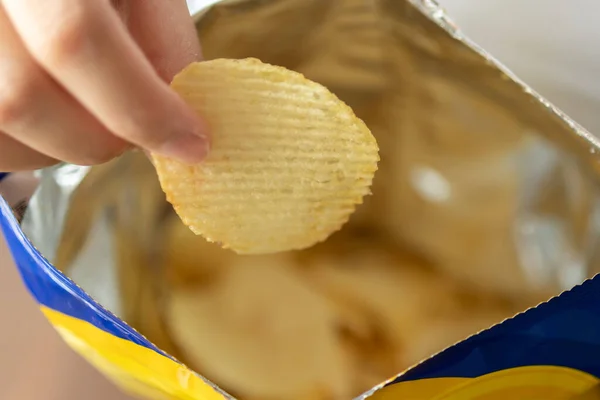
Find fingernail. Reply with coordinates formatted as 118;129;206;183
158;133;210;164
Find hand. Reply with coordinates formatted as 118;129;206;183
0;0;210;172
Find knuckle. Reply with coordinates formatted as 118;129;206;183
36;11;94;67
0;72;39;127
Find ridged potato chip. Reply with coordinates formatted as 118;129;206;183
162;213;235;287
165;254;350;400
152;58;379;254
305;246;460;347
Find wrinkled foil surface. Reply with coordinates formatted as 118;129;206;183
15;1;600;397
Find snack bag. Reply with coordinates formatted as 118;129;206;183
3;0;600;399
369;275;600;399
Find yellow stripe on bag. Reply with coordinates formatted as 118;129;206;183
40;306;225;400
368;377;469;400
371;366;600;400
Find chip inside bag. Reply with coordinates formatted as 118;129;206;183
4;0;600;399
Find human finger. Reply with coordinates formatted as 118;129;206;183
2;0;210;164
127;0;202;82
0;7;129;166
0;133;58;171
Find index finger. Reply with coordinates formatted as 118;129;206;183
1;0;210;164
127;0;203;83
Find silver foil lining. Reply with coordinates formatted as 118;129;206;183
10;1;600;399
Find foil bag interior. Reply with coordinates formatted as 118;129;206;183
15;0;600;399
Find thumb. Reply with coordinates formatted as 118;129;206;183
127;0;203;83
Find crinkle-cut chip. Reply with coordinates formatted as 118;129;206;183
152;58;379;255
401;308;515;369
165;254;351;400
304;247;461;347
163;213;235;286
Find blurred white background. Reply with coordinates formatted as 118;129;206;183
0;1;598;399
441;0;600;135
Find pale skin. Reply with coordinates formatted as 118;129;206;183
0;0;210;172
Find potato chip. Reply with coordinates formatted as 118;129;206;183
165;254;351;400
152;58;379;255
402;308;515;369
162;213;235;287
305;246;460;347
338;318;399;396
